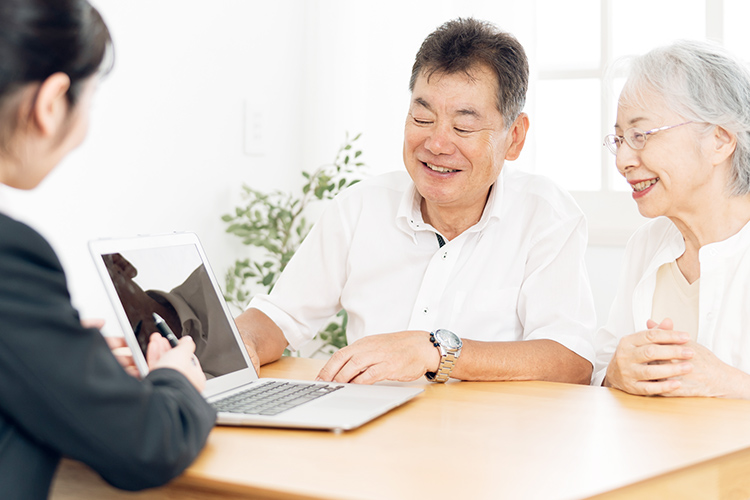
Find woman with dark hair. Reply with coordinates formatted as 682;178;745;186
595;40;750;398
0;0;215;497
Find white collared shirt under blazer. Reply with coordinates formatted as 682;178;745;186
593;216;750;386
250;169;597;370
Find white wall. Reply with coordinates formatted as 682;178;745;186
0;0;626;334
0;0;311;333
586;245;625;328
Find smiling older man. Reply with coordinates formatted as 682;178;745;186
236;18;596;385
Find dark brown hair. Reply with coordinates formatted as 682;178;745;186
409;18;528;127
0;0;112;147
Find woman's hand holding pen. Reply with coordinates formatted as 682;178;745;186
106;333;205;391
102;312;204;390
148;333;206;392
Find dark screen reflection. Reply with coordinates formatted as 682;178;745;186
102;248;247;378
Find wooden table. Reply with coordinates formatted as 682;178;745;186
50;357;750;500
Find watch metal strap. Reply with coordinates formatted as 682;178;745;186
429;351;458;383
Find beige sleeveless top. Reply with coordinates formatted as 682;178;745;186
651;260;700;340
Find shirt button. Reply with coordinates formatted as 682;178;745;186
442;252;448;259
423;307;429;314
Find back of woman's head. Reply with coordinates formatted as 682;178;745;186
620;40;750;196
0;0;111;145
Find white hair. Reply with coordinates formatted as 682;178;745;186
619;39;750;196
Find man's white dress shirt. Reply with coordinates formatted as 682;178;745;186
593;216;750;385
250;169;597;367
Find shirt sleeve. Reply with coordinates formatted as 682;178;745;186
0;219;216;490
250;197;352;351
592;271;635;386
517;210;597;373
592;318;623;386
591;229;652;386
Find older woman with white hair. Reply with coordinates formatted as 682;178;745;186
594;40;750;397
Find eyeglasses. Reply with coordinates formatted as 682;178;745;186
602;121;693;155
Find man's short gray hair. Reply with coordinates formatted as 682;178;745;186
620;39;750;195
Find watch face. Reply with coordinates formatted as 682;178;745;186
435;329;462;349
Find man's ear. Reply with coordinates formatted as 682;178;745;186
31;72;71;138
504;113;529;161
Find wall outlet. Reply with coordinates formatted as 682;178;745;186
243;101;265;156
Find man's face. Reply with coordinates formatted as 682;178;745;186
402;65;526;218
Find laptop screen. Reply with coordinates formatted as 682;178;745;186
99;243;248;379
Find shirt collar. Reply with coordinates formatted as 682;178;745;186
644;216;750;273
700;218;750;261
638;217;684;270
395;170;505;240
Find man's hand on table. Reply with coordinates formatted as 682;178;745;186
316;331;440;384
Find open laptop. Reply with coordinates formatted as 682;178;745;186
89;232;422;431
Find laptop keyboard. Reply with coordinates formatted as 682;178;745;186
212;380;345;416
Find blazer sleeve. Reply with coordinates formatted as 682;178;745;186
0;217;216;490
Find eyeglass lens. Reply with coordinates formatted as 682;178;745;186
604;128;647;155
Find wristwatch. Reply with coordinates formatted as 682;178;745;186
425;329;462;383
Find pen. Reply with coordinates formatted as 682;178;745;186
152;313;179;347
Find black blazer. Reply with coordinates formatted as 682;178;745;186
0;213;216;499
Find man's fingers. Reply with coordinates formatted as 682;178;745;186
250;353;260;374
317;348;372;383
318;332;430;384
350;367;381;385
316;350;347;382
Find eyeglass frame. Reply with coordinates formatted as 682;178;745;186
602;121;694;155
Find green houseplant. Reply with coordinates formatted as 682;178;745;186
222;132;366;357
